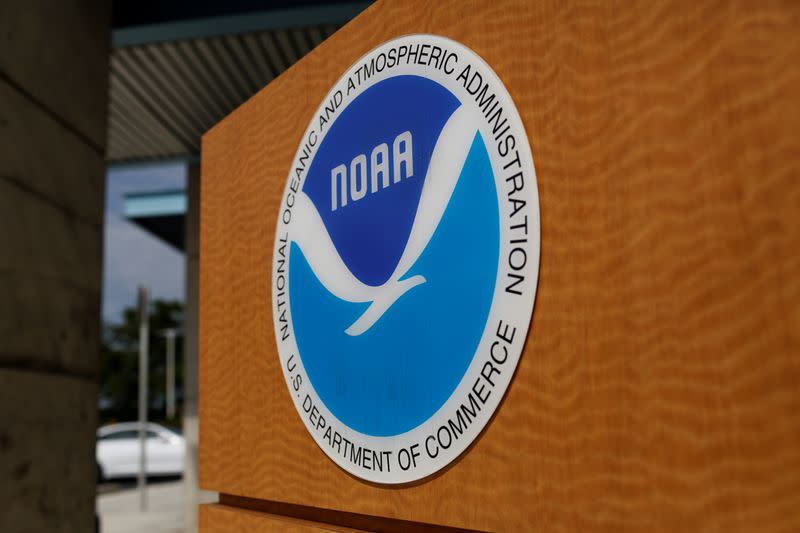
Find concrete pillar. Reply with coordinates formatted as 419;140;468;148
183;163;201;532
0;1;110;532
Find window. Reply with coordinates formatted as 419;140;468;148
100;430;138;440
99;429;161;440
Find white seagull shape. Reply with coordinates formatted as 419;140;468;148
291;104;479;336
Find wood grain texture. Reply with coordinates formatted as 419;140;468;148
200;0;800;531
200;504;368;532
214;495;483;533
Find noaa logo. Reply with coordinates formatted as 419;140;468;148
272;34;539;484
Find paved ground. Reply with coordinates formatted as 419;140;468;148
97;479;217;533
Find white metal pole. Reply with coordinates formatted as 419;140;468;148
137;286;149;512
166;328;176;419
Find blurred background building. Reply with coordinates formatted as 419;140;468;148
0;1;370;531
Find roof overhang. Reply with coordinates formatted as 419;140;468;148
124;189;187;250
107;1;371;163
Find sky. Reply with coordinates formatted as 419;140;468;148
102;162;186;324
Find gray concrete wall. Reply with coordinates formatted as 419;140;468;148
0;1;110;531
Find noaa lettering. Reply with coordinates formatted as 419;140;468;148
272;34;540;484
330;131;414;211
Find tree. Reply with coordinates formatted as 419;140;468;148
99;299;184;427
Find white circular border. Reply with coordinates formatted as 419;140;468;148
271;34;540;484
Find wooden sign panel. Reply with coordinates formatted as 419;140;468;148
200;0;800;530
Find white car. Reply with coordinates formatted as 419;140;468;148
96;422;184;481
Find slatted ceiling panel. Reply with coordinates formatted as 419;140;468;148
185;41;238;113
149;46;216;133
176;40;237;115
148;45;218;131
129;47;207;137
207;38;250;102
225;38;267;94
256;33;281;72
108;109;155;159
108;90;165;157
259;33;289;73
292;29;316;55
110;107;174;160
227;37;266;96
241;34;277;86
289;30;309;61
160;43;229;124
306;27;325;47
108;71;187;158
107;121;138;160
106;24;345;163
113;51;198;151
324;25;340;38
276;30;301;64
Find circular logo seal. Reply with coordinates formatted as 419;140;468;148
272;34;539;484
